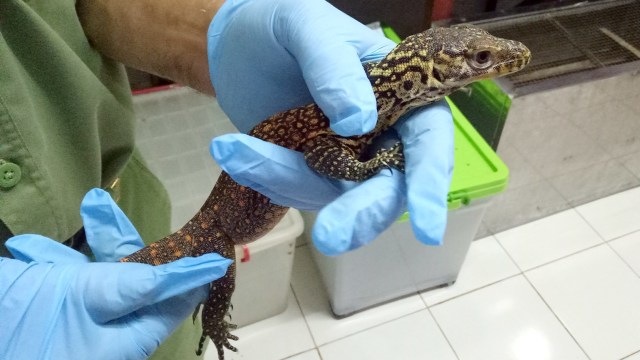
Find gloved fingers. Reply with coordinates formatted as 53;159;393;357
125;286;209;353
207;0;396;134
208;0;316;131
5;235;89;264
312;171;407;255
80;188;145;262
85;254;231;323
277;0;395;136
210;134;347;210
394;101;455;245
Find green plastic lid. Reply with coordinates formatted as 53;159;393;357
445;98;509;210
397;98;509;222
397;99;509;222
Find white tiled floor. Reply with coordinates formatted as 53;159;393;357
209;187;640;360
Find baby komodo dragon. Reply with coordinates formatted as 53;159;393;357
121;25;530;359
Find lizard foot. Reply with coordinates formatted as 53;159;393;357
195;319;238;359
372;142;405;173
196;284;238;359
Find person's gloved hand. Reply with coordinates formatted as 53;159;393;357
0;189;232;360
207;0;454;255
208;0;395;136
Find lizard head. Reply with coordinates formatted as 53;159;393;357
426;25;531;86
370;25;530;112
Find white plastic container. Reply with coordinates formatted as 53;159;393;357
229;209;304;327
305;199;491;317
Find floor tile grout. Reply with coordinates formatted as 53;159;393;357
520;272;593;360
606;232;640;280
621;349;640;360
605;228;640;243
311;307;430;350
422;273;522;308
573;204;611;242
493;233;526;273
426;306;461;360
288;277;320;350
572;198;640;279
518;242;605;274
280;348;321;360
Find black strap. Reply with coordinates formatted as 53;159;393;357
1;221;87;258
0;220;13;258
62;227;87;252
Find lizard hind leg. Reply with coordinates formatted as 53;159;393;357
196;268;239;359
194;231;239;359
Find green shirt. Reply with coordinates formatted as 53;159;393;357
1;0;134;241
0;1;206;358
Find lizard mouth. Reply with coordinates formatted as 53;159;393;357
505;57;530;72
488;55;531;78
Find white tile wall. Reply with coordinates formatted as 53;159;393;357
619;151;640;178
482;180;569;233
549;159;640;206
134;87;235;231
484;70;640;235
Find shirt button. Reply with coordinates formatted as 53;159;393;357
0;160;22;189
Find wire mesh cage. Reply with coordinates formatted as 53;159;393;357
474;0;640;95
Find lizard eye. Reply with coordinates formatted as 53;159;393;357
468;50;494;70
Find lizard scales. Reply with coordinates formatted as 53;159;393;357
121;26;530;359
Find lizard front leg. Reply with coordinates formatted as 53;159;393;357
304;135;405;182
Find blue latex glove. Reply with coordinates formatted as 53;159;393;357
207;0;454;255
0;189;232;359
208;0;395;136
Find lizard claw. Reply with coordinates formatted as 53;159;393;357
192;303;202;324
200;319;238;359
224;338;238;351
213;337;238;360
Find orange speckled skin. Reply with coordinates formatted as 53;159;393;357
120;26;531;359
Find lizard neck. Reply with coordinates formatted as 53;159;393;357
364;59;450;139
370;98;415;136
